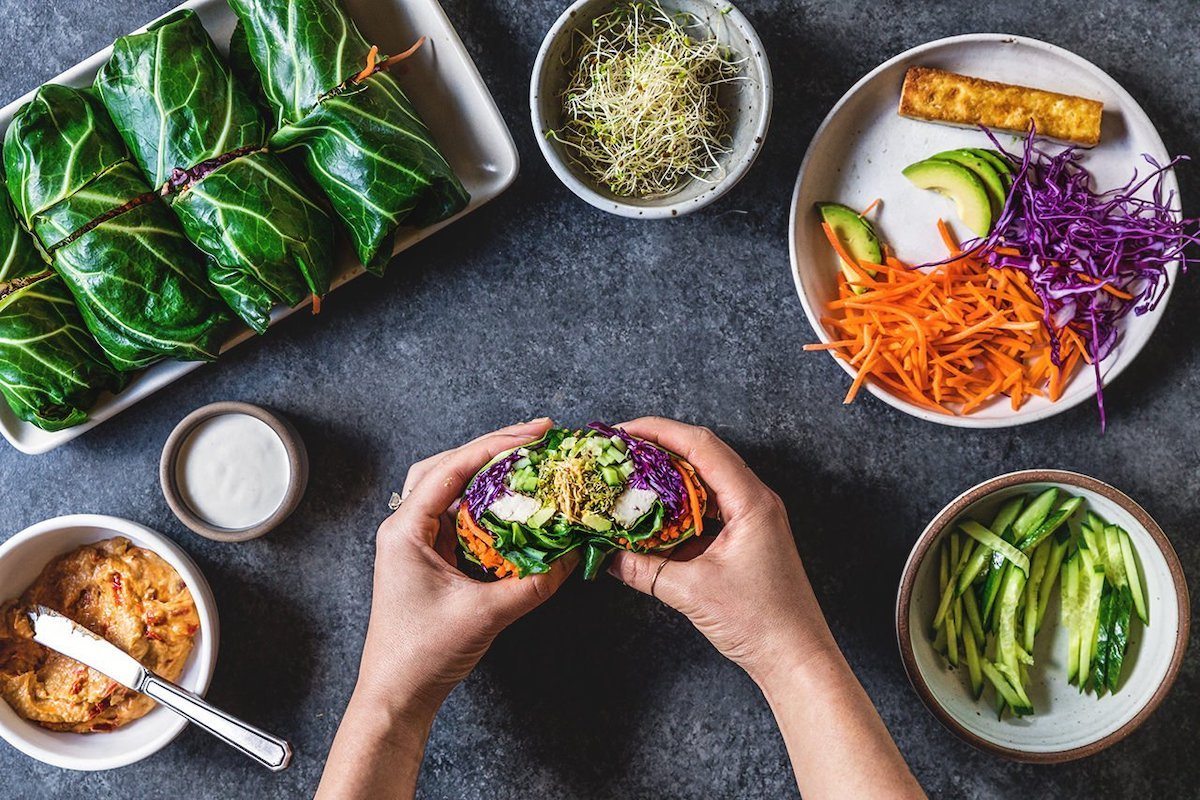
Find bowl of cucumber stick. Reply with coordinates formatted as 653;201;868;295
896;470;1188;763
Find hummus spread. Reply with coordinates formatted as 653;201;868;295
0;537;199;733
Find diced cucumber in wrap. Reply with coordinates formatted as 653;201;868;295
228;0;469;273
95;10;335;334
456;424;708;580
4;85;229;370
0;182;123;430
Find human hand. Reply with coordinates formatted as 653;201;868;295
353;418;578;720
606;417;837;686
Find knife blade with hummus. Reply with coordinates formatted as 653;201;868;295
0;537;199;733
457;423;708;581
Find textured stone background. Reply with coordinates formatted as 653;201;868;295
1;0;1198;798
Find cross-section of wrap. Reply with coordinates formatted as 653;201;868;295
457;424;708;580
228;0;470;273
0;183;123;430
4;85;229;370
95;10;335;334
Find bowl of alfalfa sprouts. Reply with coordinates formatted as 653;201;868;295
530;0;773;218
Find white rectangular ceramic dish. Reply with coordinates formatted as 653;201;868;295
0;0;518;455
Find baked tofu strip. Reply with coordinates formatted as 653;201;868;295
898;67;1103;146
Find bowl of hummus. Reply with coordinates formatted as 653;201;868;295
0;515;219;771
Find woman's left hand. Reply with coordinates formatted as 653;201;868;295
353;418;578;720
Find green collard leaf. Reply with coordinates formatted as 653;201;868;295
95;9;334;331
5;85;229;370
0;192;123;430
228;0;468;272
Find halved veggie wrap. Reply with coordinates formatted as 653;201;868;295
95;10;335;334
4;85;230;370
0;184;123;430
457;424;709;580
228;0;470;273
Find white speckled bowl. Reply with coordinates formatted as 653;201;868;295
531;0;772;218
897;471;1188;762
0;515;219;771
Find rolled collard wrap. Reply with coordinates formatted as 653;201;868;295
457;424;708;580
0;184;123;430
4;85;229;370
95;10;335;334
228;0;470;273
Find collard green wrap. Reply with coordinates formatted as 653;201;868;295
0;182;123;431
95;10;335;334
228;0;470;273
4;85;229;370
456;425;708;580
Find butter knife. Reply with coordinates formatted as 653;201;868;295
28;605;292;771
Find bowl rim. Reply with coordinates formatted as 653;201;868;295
0;514;220;771
895;469;1190;763
159;401;309;543
788;32;1180;428
529;0;773;219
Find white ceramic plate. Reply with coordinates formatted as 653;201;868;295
0;515;220;770
0;0;519;455
789;34;1180;428
897;471;1189;762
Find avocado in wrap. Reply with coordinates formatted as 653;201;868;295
228;0;470;273
95;10;335;334
4;85;230;370
0;184;123;430
457;424;708;580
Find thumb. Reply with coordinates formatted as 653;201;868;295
481;551;579;625
607;550;693;612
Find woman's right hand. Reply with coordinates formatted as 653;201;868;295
606;417;838;686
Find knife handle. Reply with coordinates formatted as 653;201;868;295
141;676;293;771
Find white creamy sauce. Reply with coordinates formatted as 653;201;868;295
175;413;290;530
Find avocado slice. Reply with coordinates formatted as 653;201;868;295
902;159;993;237
581;512;612;532
816;202;883;294
971;148;1016;181
527;506;557;529
930;149;1007;219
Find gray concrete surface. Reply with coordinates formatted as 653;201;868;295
1;0;1198;797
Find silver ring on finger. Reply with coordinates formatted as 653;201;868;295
388;492;404;511
650;556;671;599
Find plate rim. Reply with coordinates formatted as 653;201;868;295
787;32;1181;429
894;469;1190;763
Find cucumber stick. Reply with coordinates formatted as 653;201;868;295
1119;529;1149;624
979;497;1025;624
933;535;975;630
1015;496;1083;551
1012;488;1058;541
1036;536;1072;631
1022;543;1050;652
961;520;1030;575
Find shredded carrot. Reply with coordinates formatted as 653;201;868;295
859;198;881;217
355;37;427;83
311;294;322;315
455;506;519;576
676;462;705;539
1077;273;1135;301
810;221;1085;415
355;46;380;82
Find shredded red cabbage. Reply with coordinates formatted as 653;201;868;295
962;127;1199;429
464;450;521;520
588;422;687;520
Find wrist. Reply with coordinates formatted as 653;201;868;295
747;627;846;699
344;681;440;745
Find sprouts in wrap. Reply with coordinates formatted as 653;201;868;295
457;424;708;580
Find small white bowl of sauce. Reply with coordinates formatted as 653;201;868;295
160;402;308;542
